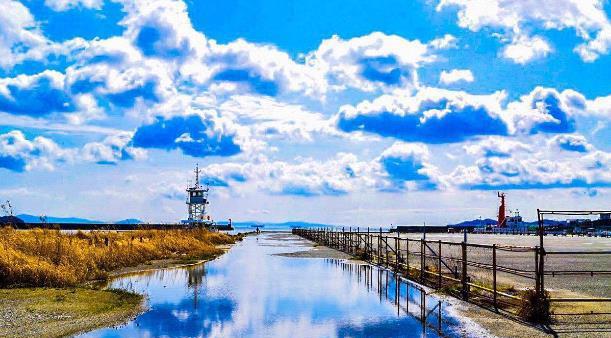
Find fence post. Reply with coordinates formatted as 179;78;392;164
357;227;360;253
385;234;389;267
379;227;382;264
493;244;497;312
461;241;468;300
367;227;370;259
420;239;425;283
438;240;442;289
395;236;400;271
349;227;353;253
537;209;545;298
350;227;356;254
334;228;337;248
535;246;540;298
406;239;410;276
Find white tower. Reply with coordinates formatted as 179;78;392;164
186;164;211;225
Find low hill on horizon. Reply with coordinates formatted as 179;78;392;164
17;214;104;224
115;218;144;224
447;218;568;228
11;214;569;229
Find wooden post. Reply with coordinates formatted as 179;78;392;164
493;244;497;311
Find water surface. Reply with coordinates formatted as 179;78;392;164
82;233;473;337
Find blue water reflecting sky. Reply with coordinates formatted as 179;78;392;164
82;233;470;338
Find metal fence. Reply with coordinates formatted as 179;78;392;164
537;210;611;319
293;222;611;322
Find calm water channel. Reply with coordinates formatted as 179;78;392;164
82;233;476;338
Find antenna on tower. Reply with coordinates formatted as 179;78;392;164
194;163;201;188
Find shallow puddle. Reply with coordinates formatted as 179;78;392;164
81;233;474;337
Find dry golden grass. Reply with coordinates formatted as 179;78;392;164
0;227;237;287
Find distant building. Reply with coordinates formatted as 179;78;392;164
504;210;528;231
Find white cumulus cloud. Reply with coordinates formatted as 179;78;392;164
44;0;103;11
436;0;611;62
501;35;552;64
439;69;474;85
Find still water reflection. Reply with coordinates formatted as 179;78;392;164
82;233;472;338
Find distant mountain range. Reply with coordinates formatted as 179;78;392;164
447;218;567;228
12;214;328;227
446;218;497;228
16;214;143;225
17;214;104;224
13;215;330;228
9;214;566;228
115;218;144;224
217;221;338;229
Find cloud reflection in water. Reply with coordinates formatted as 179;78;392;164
81;233;468;338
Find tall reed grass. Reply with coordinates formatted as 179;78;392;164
0;227;237;287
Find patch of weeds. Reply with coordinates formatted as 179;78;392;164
517;289;551;324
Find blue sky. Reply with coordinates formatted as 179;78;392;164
0;0;610;225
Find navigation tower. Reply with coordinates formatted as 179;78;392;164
186;164;211;225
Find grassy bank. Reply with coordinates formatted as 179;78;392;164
0;287;143;338
0;227;238;287
0;227;240;337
